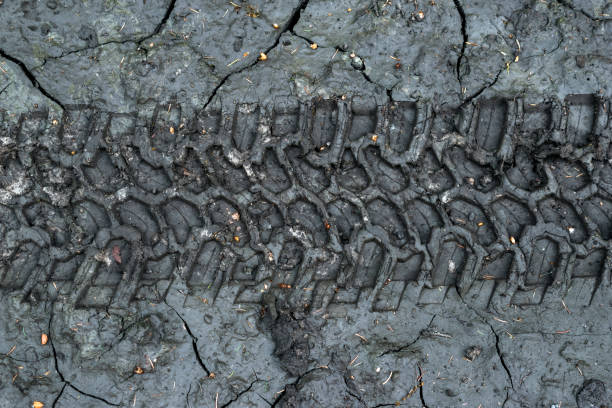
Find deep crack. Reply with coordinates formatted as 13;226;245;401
491;323;515;389
452;0;468;82
359;58;395;99
270;366;329;407
418;365;429;408
221;379;260;408
343;374;367;406
459;66;504;108
165;302;211;376
202;0;311;110
0;48;65;109
51;383;66;408
153;0;177;36
0;82;10;97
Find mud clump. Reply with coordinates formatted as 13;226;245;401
464;345;482;362
261;295;312;377
577;379;609;408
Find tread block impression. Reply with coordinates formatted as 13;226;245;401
474;99;507;152
187;241;225;292
491;198;535;239
232;104;259;151
255;148;291;193
23;202;68;246
521;102;551;137
351;240;385;288
116;199;160;245
431;241;467;287
135;254;176;302
273;240;304;287
538;198;587;243
335;241;385;305
349;104;376;141
363;146;407;193
310;100;337;150
77;240;133;308
505;148;547;191
0;242;42;289
446;199;496;246
581;197;612;240
373;252;423;311
566;249;606;307
130;156;171;193
367;198;410;246
337;149;369;192
525;237;558;287
60;106;97;152
565;94;595;146
447;147;498;191
82;150;123;193
285;146;330;193
404;199;443;243
288;200;328;247
549;157;590;191
415;150;454;193
479;252;513;281
272;104;299;136
163;199;202;244
387;102;416;152
206;146;250;194
174;148;210;193
247;198;283;244
326;199;362;243
150;103;181;151
572;249;606;278
208;198;249;246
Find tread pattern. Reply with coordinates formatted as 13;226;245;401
0;95;611;312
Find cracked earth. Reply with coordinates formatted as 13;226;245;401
0;0;611;407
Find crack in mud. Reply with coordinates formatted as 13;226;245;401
357;57;397;101
501;390;511;407
38;38;144;67
343;373;367;406
490;323;515;389
186;383;193;408
165;302;211;376
452;0;468;82
458;32;521;106
221;379;260;408
0;82;10;97
459;66;503;107
48;311;119;406
51;383;67;408
418;364;429;408
34;0;176;67
0;48;65;109
202;0;311;110
454;289;515;392
269;366;329;407
379;315;437;356
152;0;177;36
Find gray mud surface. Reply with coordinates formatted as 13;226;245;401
0;0;611;407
